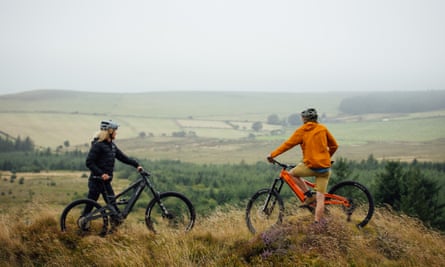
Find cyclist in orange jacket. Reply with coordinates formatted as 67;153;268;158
267;108;338;226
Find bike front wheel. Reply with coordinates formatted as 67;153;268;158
327;181;374;228
245;188;284;234
145;192;195;233
60;199;108;236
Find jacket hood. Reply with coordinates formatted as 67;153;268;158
302;122;318;131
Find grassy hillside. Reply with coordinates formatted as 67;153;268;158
1;90;445;162
1;170;444;266
1;204;444;266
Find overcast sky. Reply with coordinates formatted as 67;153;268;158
0;0;444;95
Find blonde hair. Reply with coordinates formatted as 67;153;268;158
94;129;114;142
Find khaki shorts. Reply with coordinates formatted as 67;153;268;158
289;163;331;193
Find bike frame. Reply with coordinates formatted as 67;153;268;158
112;175;148;218
273;162;351;208
92;172;167;220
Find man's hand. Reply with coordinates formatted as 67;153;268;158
102;173;111;181
267;156;275;163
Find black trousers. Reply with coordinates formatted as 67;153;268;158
82;178;116;216
87;178;115;202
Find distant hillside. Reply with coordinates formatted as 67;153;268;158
1;89;445;163
339;90;445;114
0;89;348;147
0;89;347;117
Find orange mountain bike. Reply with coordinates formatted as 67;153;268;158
245;159;374;234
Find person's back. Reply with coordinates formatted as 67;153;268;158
299;121;337;169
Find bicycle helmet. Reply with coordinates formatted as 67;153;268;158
301;108;318;122
100;120;119;130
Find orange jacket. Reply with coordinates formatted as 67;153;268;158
270;122;338;168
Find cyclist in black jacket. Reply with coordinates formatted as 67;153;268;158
82;120;142;228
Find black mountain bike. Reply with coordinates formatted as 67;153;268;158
60;169;195;236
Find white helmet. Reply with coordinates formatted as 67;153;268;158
100;120;119;130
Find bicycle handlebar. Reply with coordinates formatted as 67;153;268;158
139;169;151;177
267;158;334;169
267;158;293;169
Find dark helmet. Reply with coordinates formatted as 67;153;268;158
301;108;318;121
100;120;119;130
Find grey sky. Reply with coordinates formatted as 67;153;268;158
1;0;444;95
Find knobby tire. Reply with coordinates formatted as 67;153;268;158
145;191;195;233
245;188;284;234
60;199;108;236
327;181;374;228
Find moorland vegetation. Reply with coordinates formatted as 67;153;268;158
1;204;445;266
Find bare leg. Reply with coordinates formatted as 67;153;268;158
315;192;325;222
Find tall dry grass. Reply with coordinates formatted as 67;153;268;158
0;204;444;266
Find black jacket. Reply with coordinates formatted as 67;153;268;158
86;139;139;178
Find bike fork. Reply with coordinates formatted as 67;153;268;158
159;201;172;218
263;178;283;214
153;193;172;219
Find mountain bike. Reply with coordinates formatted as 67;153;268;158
60;169;195;236
245;159;374;234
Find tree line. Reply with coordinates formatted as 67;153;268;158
1;146;444;231
0;135;35;152
339;90;445;114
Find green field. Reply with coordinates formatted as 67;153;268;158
1;90;445;163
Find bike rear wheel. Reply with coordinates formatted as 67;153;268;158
60;199;108;236
327;181;374;228
145;192;195;233
245;188;284;234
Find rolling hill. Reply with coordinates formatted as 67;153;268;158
1;89;444;163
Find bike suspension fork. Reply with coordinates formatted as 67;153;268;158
151;189;171;217
263;178;284;213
